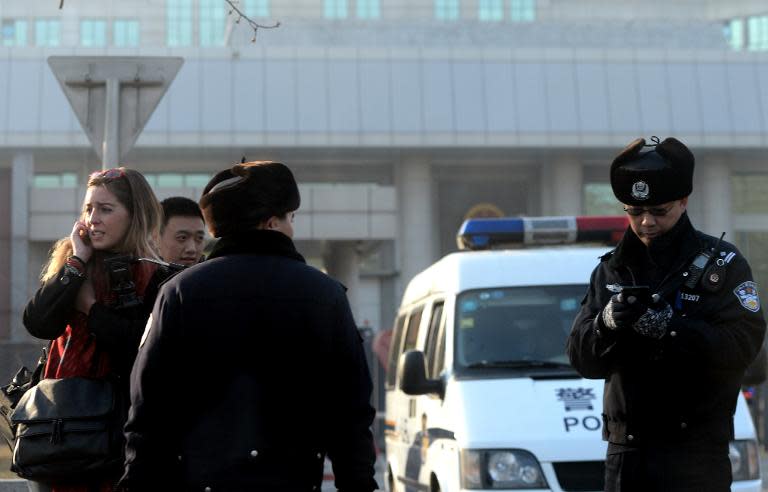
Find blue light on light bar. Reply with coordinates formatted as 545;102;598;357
456;218;525;250
457;216;628;250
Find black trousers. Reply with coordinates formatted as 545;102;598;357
604;442;731;492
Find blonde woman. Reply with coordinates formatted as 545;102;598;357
22;168;173;492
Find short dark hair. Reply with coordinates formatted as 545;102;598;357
160;196;205;232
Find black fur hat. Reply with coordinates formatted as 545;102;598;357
610;137;695;206
199;161;300;238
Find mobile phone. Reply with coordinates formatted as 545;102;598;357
619;285;652;305
78;226;91;245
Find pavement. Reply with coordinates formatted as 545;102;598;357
0;452;763;491
0;455;387;492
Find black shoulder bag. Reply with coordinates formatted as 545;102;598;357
0;346;47;452
10;375;124;482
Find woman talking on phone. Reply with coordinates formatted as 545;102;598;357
21;168;172;492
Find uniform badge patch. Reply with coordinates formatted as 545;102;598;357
631;181;649;201
734;281;760;313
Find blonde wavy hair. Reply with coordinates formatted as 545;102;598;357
41;167;162;282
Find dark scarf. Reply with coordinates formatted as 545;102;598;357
609;212;702;275
208;229;306;263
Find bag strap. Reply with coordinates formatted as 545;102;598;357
29;343;50;386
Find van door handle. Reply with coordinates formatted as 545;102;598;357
408;398;416;418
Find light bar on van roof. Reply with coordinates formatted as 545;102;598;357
456;216;629;250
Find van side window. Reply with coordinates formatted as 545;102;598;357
402;306;424;352
424;301;444;379
385;315;407;389
434;327;446;378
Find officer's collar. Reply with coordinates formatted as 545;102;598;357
609;212;701;269
207;229;306;263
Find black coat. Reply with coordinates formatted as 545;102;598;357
23;260;169;379
567;214;766;447
121;230;378;492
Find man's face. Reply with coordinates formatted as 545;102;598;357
159;215;206;266
624;197;688;246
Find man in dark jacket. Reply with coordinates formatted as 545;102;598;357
567;137;766;492
120;161;378;492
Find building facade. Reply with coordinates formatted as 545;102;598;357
1;0;768;377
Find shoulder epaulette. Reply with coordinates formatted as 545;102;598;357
599;250;616;262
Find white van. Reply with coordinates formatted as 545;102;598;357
384;216;762;492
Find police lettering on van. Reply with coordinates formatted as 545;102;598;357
384;216;762;492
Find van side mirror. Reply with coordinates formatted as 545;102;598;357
398;350;444;398
744;345;767;386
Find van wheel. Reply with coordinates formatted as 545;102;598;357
430;474;441;492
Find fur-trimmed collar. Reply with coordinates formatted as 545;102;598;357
608;212;702;269
207;229;305;263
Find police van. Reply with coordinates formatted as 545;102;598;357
384;216;762;492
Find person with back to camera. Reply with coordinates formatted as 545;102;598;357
566;137;766;492
22;168;174;492
119;161;378;492
158;196;207;266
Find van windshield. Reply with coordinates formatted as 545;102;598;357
455;285;586;370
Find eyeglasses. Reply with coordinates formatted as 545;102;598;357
623;204;674;217
89;168;126;181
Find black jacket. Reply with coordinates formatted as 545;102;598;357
23;259;169;379
121;230;378;492
567;214;766;447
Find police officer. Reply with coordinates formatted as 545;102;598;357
119;161;378;491
567;137;766;492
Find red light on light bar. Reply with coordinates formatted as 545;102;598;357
576;216;629;230
576;216;628;245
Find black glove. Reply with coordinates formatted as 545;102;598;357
601;293;646;331
632;299;673;339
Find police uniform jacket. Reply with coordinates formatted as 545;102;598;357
120;229;378;492
567;213;766;447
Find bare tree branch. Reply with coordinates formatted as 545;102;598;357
224;0;280;43
56;0;280;43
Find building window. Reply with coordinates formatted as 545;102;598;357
81;19;107;46
200;0;227;46
510;0;535;22
325;0;348;19
2;19;28;47
732;174;768;292
733;175;768;213
435;0;459;21
167;0;193;46
243;0;270;17
735;231;768;292
33;173;78;189
724;19;745;51
357;0;380;19
35;19;60;47
114;19;140;47
583;183;622;216
143;173;212;188
478;0;503;21
747;15;768;51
